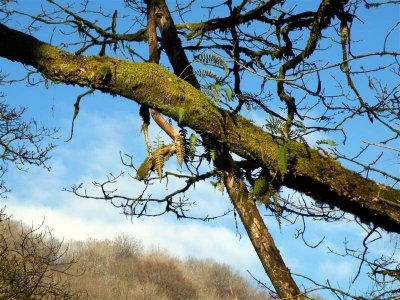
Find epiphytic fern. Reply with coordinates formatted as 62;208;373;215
201;136;217;163
211;170;225;194
153;135;165;181
188;133;198;161
316;139;338;147
195;52;229;74
272;195;282;229
193;53;233;103
265;116;306;141
265;116;285;136
174;135;185;167
195;68;222;82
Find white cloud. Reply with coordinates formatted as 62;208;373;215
318;259;355;282
2;195;263;280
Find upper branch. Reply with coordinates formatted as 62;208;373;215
0;23;399;233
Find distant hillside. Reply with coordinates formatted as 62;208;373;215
0;210;271;299
65;235;271;299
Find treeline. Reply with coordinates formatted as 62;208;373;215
0;208;270;299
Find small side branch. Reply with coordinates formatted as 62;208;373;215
67;88;94;142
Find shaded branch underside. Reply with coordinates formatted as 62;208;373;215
0;23;399;233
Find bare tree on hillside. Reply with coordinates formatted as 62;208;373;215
0;211;83;299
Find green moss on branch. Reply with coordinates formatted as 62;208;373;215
0;23;399;233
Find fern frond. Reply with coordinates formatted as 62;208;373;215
196;53;229;74
288;128;299;139
195;68;221;81
154;151;164;182
316;139;338;146
201;136;217;162
209;149;216;161
265;116;285;136
153;136;165;181
188;133;198;161
174;135;185;166
135;157;152;181
216;170;225;194
272;196;282;229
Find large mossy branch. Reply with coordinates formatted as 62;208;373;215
0;23;399;233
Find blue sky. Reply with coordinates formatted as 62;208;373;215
1;0;399;298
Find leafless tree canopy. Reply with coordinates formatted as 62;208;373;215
0;0;399;298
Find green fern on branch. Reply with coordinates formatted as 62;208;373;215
195;52;229;74
174;135;185;167
188;133;198;161
153;135;165;181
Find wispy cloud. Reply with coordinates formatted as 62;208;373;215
318;259;356;282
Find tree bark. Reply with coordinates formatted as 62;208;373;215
215;149;303;298
151;3;302;296
154;0;200;89
146;0;158;63
0;23;399;234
